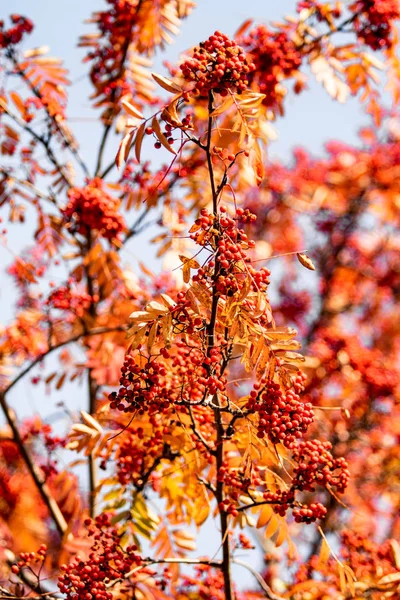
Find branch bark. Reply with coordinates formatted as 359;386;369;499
0;326;125;535
204;90;234;600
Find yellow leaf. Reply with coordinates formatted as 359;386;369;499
318;537;331;565
121;97;144;119
147;300;169;314
275;522;287;547
344;566;356;597
179;254;200;268
147;321;157;351
338;563;346;594
265;327;298;341
297;252;316;271
378;572;400;585
182;262;190;284
160;293;175;308
390;540;400;569
210;96;234;117
172;529;197;552
256;504;273;528
252;140;265;186
265;514;279;539
80;411;103;433
116;128;136;169
129;310;154;321
23;46;50;58
71;423;96;436
161;95;183;127
151;72;183;94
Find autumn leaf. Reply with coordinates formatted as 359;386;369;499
297;252;316;270
151;72;183;94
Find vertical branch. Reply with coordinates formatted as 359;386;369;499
87;370;99;518
9;52;90;179
0;392;67;536
85;234;99;518
205;91;234;600
94;1;144;177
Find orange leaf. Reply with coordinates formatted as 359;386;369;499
116;129;136;169
152;116;177;155
10;92;26;117
121;97;144;119
134;122;146;163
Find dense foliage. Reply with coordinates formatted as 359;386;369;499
0;2;400;599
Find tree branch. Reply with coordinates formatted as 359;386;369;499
0;392;67;535
0;326;126;534
10;53;90;180
232;559;285;600
0;103;72;187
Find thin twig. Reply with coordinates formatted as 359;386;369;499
10;53;90;179
232;559;285;600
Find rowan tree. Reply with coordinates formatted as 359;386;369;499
0;2;400;599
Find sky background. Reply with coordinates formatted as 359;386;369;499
0;0;389;585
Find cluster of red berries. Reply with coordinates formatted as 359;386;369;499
217;464;253;516
173;341;227;397
11;545;47;575
21;419;65;452
0;15;33;49
121;157;203;206
347;339;398;398
81;1;137;94
350;0;400;49
20;419;65;477
113;427;165;486
218;463;265;517
58;514;142;600
291;439;350;494
236;533;254;550
180;565;226;600
240;25;302;108
312;331;397;400
171;292;205;336
292;502;327;524
246;374;314;448
261;488;327;523
190;207;264;298
277;283;312;331
179;31;255;98
109;356;172;415
47;286;92;317
63;178;126;241
262;489;295;516
109;341;228;414
340;530;399;578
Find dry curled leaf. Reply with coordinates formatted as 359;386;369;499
297;253;316;271
151;72;182;94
